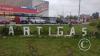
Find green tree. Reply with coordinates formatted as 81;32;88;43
97;20;100;31
92;12;99;19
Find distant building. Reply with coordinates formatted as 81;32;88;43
32;1;49;16
0;0;32;7
0;0;49;16
0;0;43;7
80;14;91;23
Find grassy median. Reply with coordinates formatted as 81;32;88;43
0;24;99;56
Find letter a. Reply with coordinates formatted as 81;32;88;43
70;27;75;36
9;26;14;35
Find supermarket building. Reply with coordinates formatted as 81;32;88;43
0;0;49;16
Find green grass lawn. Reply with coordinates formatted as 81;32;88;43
0;37;100;56
0;24;99;56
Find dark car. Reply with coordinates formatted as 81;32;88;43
56;19;63;24
20;20;29;24
20;17;29;24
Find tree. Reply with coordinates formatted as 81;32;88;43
56;15;64;24
95;20;100;38
97;20;100;31
92;12;99;19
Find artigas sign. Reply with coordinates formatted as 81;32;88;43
8;25;91;51
8;25;87;36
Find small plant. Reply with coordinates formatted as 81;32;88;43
96;20;100;30
27;40;40;56
89;21;97;26
14;26;23;35
0;26;9;36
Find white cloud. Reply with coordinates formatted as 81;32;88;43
45;0;100;17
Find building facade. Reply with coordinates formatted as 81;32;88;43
0;0;43;7
0;0;49;16
0;0;32;7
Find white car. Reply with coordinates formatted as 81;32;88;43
29;19;36;24
29;18;46;24
35;18;46;24
49;17;57;24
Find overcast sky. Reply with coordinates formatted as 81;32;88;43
45;0;100;17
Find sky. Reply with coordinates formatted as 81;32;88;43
45;0;100;17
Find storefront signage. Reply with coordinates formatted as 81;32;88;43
0;5;38;14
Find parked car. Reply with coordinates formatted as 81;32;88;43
29;18;36;24
20;20;29;24
0;20;10;24
49;17;57;24
29;17;46;24
35;19;46;24
41;17;50;23
56;19;63;24
61;18;68;24
0;17;10;24
20;17;29;24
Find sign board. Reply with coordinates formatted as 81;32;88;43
0;5;38;14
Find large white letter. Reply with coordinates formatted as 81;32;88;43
49;27;51;36
82;27;87;36
9;26;14;35
37;26;42;35
23;27;30;36
70;27;75;36
57;26;63;36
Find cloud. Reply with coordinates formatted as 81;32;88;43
45;0;100;17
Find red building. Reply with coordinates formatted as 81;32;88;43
0;0;49;16
0;0;49;24
0;4;38;14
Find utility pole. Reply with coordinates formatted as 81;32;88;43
78;0;81;22
70;12;71;16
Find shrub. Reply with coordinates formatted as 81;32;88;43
14;26;23;35
0;26;9;36
96;20;100;30
95;32;100;38
89;21;97;26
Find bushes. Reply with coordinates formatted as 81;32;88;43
96;20;100;38
89;20;100;38
89;21;97;26
94;32;100;38
0;26;9;36
96;20;100;30
14;26;23;35
0;26;23;36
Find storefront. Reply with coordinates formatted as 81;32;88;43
0;5;39;15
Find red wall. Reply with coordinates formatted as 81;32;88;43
0;5;38;14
